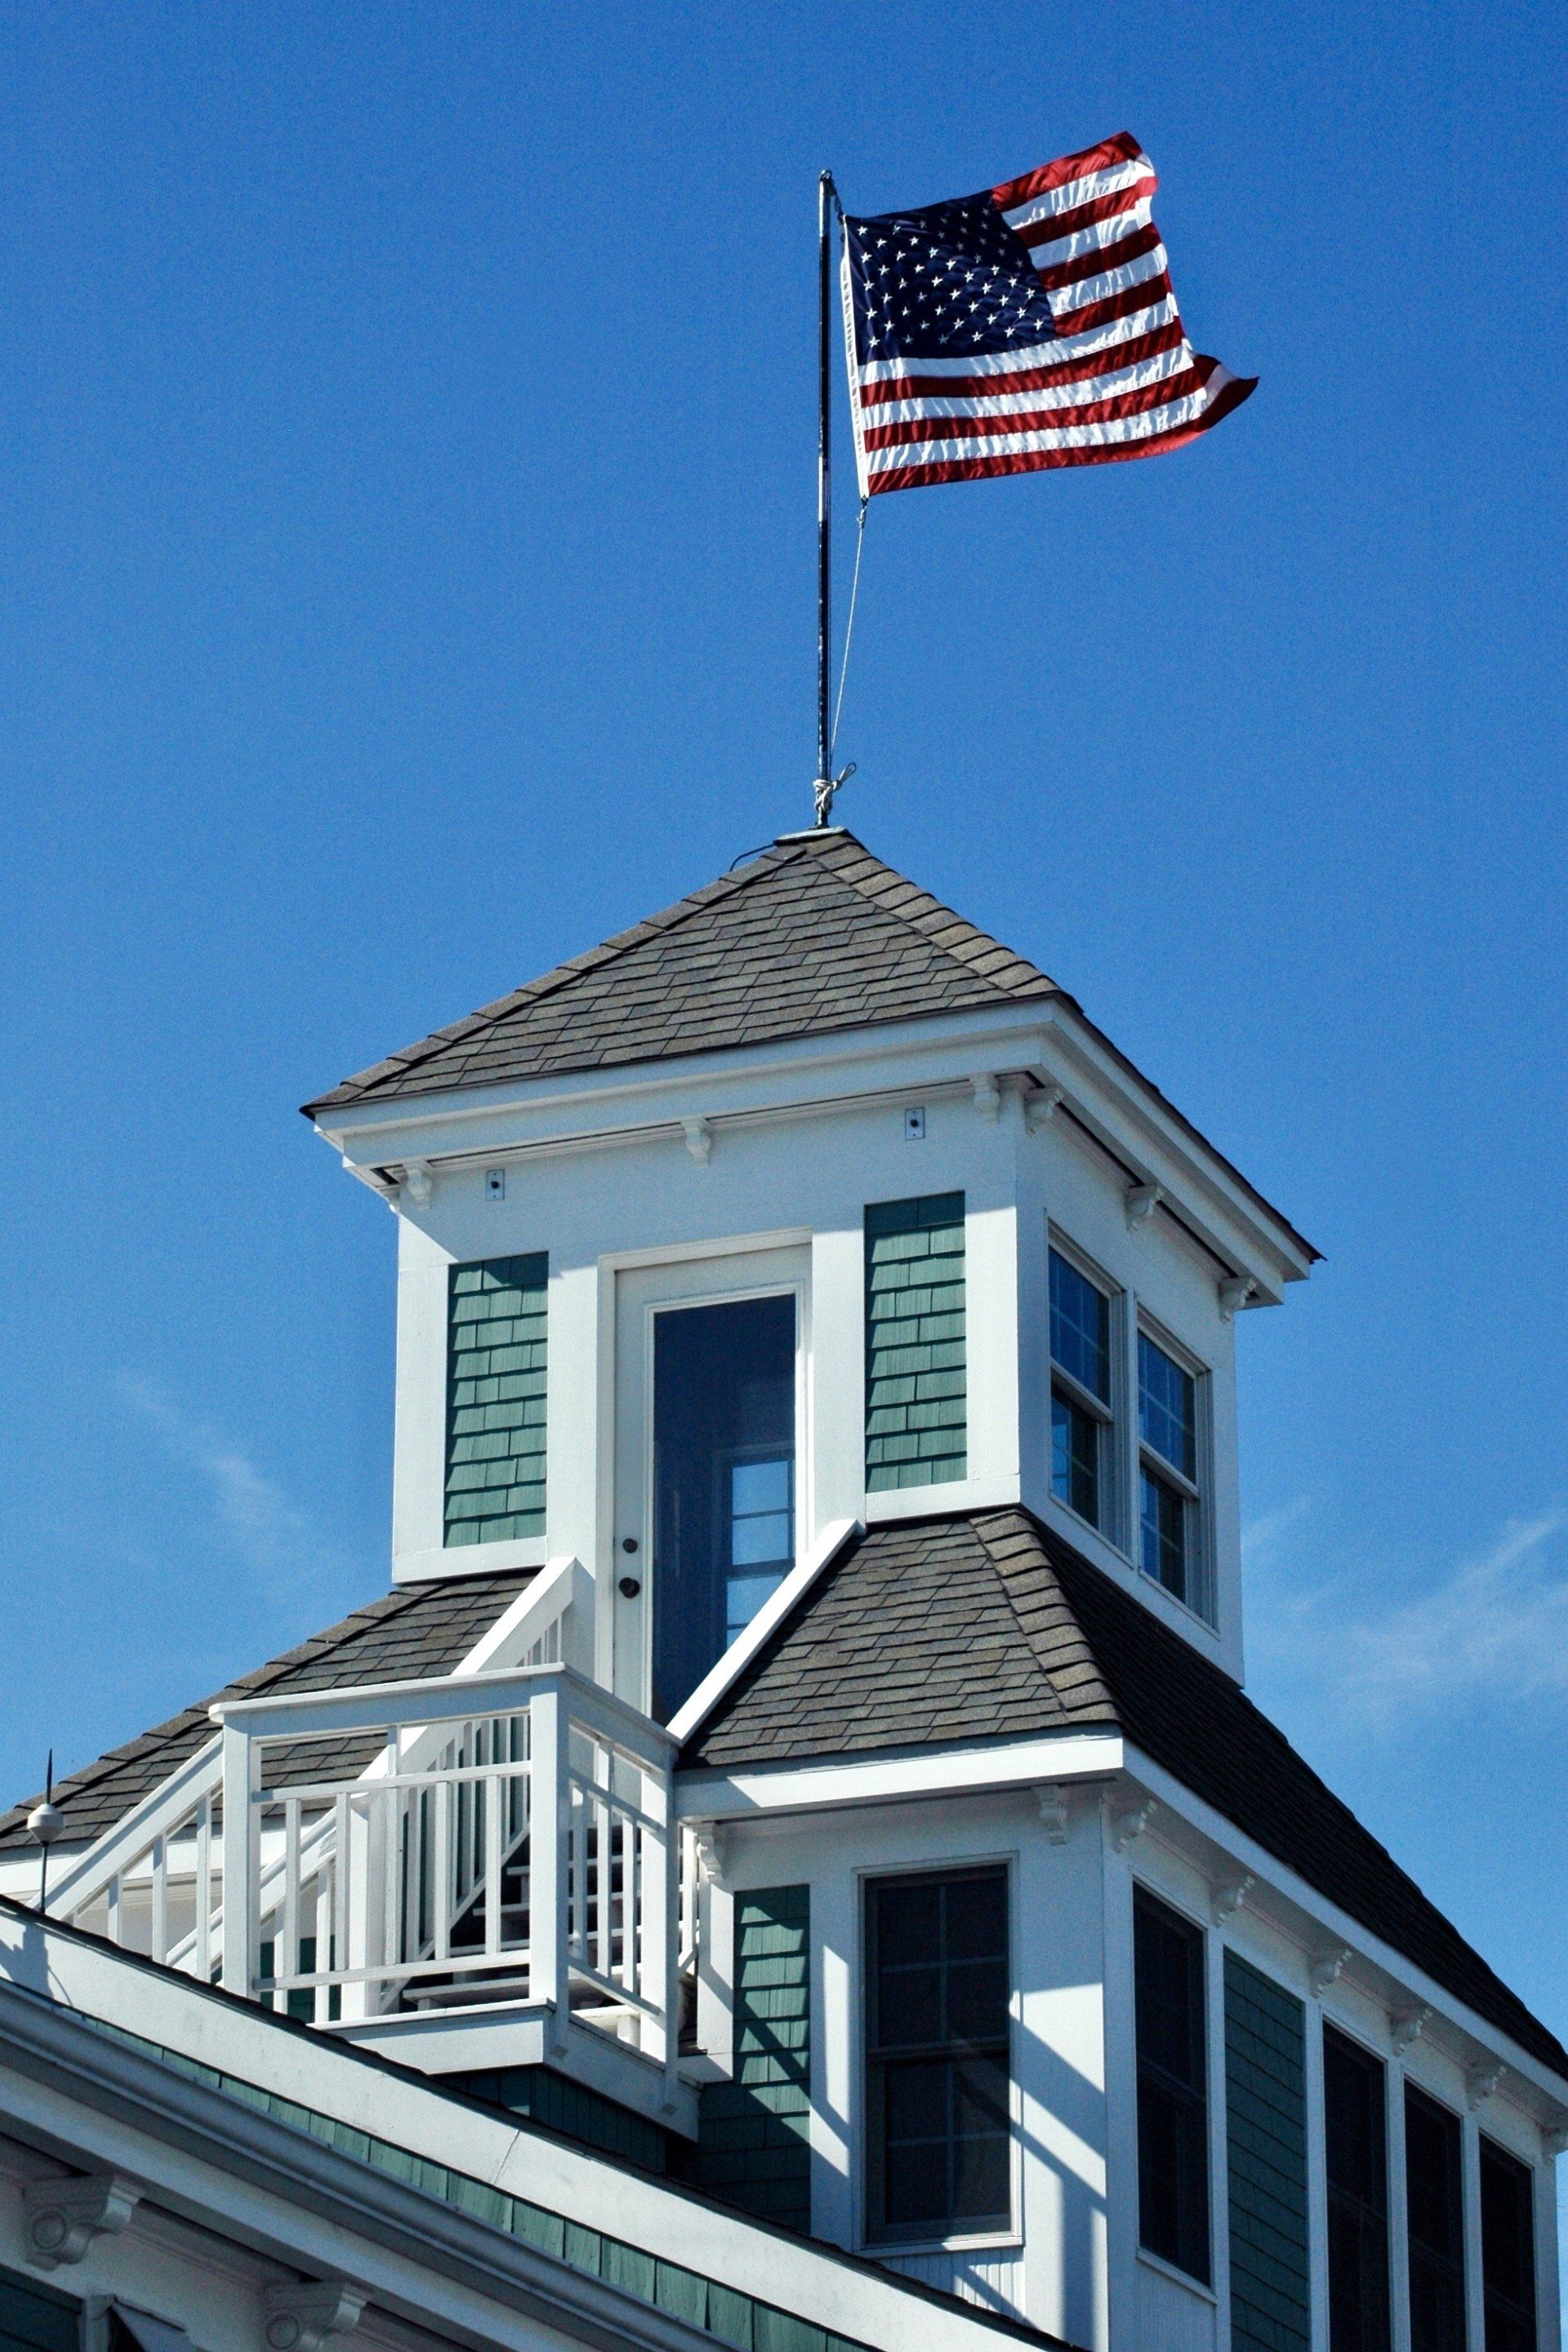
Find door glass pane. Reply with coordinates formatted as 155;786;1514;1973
653;1293;795;1721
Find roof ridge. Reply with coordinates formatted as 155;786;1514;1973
964;1508;1121;1721
804;837;1058;1002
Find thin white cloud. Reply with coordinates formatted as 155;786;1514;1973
1246;1499;1568;1720
117;1374;336;1597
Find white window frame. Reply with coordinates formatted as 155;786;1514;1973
1047;1229;1125;1551
853;1849;1023;2259
1135;1313;1213;1624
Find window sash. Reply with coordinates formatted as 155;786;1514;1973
1405;2085;1467;2352
1323;2025;1391;2352
1134;1888;1210;2284
1481;2136;1538;2352
1138;1329;1196;1481
865;1868;1011;2244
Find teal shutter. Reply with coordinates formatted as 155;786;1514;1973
445;1254;548;1546
0;2265;79;2352
864;1192;966;1492
1225;1950;1310;2352
697;1886;812;2230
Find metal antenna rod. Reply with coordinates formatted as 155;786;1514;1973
814;169;834;819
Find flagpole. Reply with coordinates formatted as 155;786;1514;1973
814;169;834;822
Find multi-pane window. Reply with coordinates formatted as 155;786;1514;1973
1405;2085;1467;2352
445;1255;548;1546
864;1868;1010;2243
1049;1247;1113;1531
865;1193;966;1492
1324;2025;1391;2352
1481;2137;1538;2352
1134;1887;1210;2283
652;1293;795;1722
1138;1331;1200;1606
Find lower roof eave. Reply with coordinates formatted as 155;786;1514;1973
1125;1746;1568;2115
676;1727;1124;1821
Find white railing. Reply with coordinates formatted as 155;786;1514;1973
44;1564;693;2082
212;1665;679;2069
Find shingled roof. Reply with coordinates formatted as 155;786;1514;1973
0;1570;531;1855
305;829;1059;1116
679;1509;1568;2082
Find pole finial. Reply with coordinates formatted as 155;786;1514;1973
29;1748;63;1913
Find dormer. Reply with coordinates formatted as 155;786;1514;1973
305;829;1316;1695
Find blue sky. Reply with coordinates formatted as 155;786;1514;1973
2;0;1565;2218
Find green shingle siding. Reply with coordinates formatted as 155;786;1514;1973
447;2063;667;2172
0;2268;78;2352
1225;1950;1310;2352
87;2015;869;2352
697;1886;812;2231
864;1194;965;1492
445;1255;548;1546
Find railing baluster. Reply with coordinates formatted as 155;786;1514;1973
281;1797;301;2011
484;1757;504;1959
105;1871;121;1949
150;1834;168;1965
434;1775;452;1963
220;1723;259;1997
195;1795;212;1982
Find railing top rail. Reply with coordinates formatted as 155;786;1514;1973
50;1735;223;1915
212;1661;679;1757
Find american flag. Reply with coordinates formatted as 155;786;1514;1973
840;132;1255;497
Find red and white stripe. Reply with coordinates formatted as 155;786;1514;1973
845;133;1254;497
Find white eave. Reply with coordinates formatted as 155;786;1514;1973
310;997;1316;1303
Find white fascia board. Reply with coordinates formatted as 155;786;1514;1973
677;1730;1124;1822
0;1913;1048;2352
667;1518;860;1746
1125;1748;1568;2116
1041;1007;1315;1298
311;1004;1054;1159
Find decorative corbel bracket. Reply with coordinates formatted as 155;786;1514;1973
1467;2063;1503;2113
1311;1944;1353;1996
1391;2004;1433;2056
1218;1276;1257;1321
681;1117;713;1166
1024;1084;1065;1134
399;1160;434;1212
23;2174;140;2271
1125;1183;1164;1231
1036;1785;1071;1846
691;1823;728;1889
1108;1794;1157;1855
1211;1872;1254;1927
262;2282;366;2352
971;1074;1002;1124
1543;2125;1568;2158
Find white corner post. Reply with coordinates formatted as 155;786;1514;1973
528;1679;571;2055
220;1718;260;1998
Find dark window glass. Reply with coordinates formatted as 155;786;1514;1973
1134;1887;1210;2283
1324;2025;1391;2352
866;1869;1009;2243
1481;2138;1536;2352
1141;1468;1188;1598
1405;2085;1467;2352
1049;1249;1111;1401
652;1294;795;1722
1139;1332;1196;1478
1052;1389;1100;1523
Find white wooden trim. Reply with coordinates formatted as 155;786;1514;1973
678;1732;1124;1820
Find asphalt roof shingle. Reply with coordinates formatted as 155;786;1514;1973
304;831;1060;1116
0;1571;532;1854
679;1508;1568;2082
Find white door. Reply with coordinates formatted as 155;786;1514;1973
612;1245;810;1720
